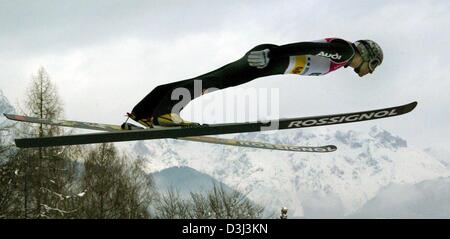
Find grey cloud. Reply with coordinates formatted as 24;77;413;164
0;0;242;55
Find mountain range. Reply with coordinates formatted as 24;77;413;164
123;125;450;218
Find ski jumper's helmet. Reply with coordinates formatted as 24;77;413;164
354;40;383;72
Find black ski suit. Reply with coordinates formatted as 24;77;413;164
131;38;355;120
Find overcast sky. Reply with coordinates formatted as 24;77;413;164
0;0;448;148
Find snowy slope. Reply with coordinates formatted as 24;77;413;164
118;125;450;218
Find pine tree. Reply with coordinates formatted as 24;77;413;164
13;67;80;218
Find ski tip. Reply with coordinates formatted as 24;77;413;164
403;101;418;113
305;145;337;153
326;145;338;152
408;101;418;108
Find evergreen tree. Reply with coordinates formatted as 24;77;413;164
12;67;80;218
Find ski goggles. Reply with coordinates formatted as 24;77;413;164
367;58;381;73
354;57;380;74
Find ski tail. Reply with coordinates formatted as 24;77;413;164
4;113;125;131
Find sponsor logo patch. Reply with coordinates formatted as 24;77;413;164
317;51;342;60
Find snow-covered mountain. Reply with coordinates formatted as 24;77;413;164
118;125;450;218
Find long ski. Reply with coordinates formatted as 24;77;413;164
4;114;336;153
10;101;417;148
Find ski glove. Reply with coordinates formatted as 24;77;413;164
247;49;270;69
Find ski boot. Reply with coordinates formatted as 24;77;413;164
152;113;203;128
125;112;154;129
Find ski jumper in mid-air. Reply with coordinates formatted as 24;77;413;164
128;38;383;127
